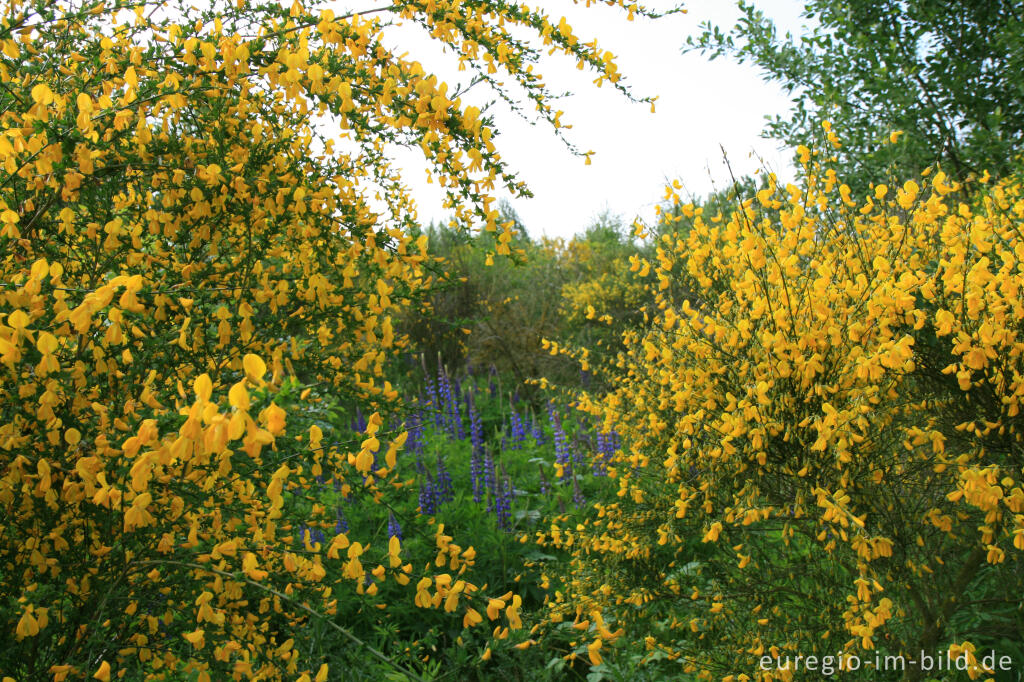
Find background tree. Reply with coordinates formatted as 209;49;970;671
402;209;655;405
558;212;648;361
687;0;1024;194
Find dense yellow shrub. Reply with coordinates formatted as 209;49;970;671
0;0;661;678
543;160;1024;679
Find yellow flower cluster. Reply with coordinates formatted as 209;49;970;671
543;157;1024;676
0;0;662;677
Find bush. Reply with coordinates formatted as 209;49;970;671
543;155;1024;680
0;0;667;678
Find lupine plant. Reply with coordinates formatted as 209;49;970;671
391;361;616;534
319;360;627;679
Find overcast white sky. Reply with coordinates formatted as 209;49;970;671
375;0;809;240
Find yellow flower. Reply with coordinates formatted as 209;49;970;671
486;598;506;620
702;522;723;543
463;608;483;628
15;607;39;640
184;629;205;648
92;661;111;682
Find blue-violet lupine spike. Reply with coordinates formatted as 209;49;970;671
593;431;612;476
436;456;454;504
424;377;444;428
437;367;459;438
509;409;526;449
468;394;484;458
469;398;485;503
471;448;484;503
549;403;572;479
335;506;348;534
419;474;437;515
449;385;464;440
406;411;425;457
387;512;403;541
494;477;513;531
531;412;545;446
483;451;497;506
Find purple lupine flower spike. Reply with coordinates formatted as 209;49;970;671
335;505;348;534
437;366;463;439
488;364;498;397
494;476;514;531
469;394;484;457
387;512;403;541
424;376;444;428
406;410;425;457
531;413;545;446
594;428;619;476
468;395;485;503
483;450;497;508
548;401;572;479
572;473;585;508
593;431;608;476
419;473;437;515
436;455;454;504
509;409;526;450
470;451;484;503
353;405;367;433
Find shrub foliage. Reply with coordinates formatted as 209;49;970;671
545;158;1024;679
0;0;667;678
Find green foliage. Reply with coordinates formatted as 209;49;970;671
558;213;649;362
401;210;650;401
298;363;625;681
687;0;1024;193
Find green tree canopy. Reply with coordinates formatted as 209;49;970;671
687;0;1024;193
